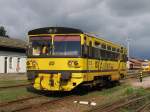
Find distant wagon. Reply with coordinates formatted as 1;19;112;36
27;27;127;91
142;60;150;72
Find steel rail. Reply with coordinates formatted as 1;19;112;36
12;95;76;112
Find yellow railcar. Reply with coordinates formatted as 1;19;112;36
142;61;150;72
27;27;127;91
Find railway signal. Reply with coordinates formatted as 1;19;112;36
139;71;143;82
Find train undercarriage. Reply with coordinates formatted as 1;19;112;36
27;71;123;91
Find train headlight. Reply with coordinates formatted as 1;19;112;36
27;60;38;69
27;61;30;66
74;61;79;66
68;60;80;68
68;60;73;66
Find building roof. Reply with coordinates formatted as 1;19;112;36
129;58;142;64
0;37;27;49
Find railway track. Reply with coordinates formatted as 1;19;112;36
136;102;150;112
0;94;49;112
12;95;76;112
0;83;31;90
0;93;76;112
86;94;150;112
0;95;42;107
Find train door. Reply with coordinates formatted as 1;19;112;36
87;41;92;71
4;57;7;73
83;36;89;71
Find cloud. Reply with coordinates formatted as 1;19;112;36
0;0;150;59
106;0;150;17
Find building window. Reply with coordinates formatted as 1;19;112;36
16;58;20;72
17;58;20;63
9;57;13;69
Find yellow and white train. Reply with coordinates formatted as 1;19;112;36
27;27;127;91
142;61;150;72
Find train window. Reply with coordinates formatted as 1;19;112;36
54;35;81;56
117;49;120;53
82;44;88;57
88;41;92;57
102;44;106;49
98;49;101;59
112;52;119;61
107;51;113;60
84;36;86;41
82;36;87;57
93;47;100;59
32;41;51;56
120;49;123;53
107;46;112;51
111;53;116;61
122;54;128;62
105;51;109;60
112;47;116;52
109;52;114;60
100;50;106;60
115;53;120;60
95;41;101;48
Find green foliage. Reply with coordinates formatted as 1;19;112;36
124;87;134;95
124;87;149;96
0;26;9;37
99;85;128;96
0;87;34;102
0;80;29;87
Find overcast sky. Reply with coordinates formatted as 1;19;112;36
0;0;150;59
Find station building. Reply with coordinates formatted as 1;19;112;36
128;58;142;70
0;37;27;74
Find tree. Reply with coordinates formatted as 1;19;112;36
0;26;9;37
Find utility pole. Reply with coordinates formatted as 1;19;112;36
126;37;131;58
126;37;131;70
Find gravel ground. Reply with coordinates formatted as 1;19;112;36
1;73;150;112
126;76;150;88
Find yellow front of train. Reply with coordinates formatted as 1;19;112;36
27;27;86;91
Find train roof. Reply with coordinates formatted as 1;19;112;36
28;27;83;35
85;34;125;49
28;27;126;49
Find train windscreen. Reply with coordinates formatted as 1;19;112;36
29;35;81;56
54;35;81;56
29;36;52;56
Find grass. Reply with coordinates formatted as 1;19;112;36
82;84;150;111
0;85;149;112
96;85;150;112
123;86;149;96
0;80;29;87
0;87;36;102
0;75;35;103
